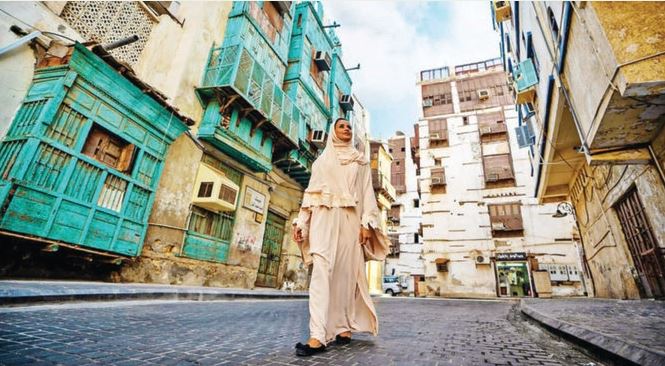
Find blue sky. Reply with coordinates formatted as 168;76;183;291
325;1;501;139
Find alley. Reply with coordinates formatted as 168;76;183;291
0;298;601;366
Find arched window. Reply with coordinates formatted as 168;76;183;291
548;7;559;41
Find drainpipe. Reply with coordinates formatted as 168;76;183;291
649;145;665;188
533;76;555;199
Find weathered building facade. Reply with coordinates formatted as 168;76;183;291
0;1;360;291
494;1;665;299
386;132;425;296
367;139;395;294
417;58;585;298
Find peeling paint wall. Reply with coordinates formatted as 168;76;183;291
570;125;665;299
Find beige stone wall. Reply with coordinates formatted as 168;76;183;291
571;125;665;299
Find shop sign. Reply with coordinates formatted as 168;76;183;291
496;252;527;261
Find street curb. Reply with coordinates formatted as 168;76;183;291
0;290;308;306
520;300;665;366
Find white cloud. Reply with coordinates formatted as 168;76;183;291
325;1;500;138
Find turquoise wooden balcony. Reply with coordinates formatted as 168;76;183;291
0;43;189;257
329;53;353;121
274;148;315;187
197;44;300;156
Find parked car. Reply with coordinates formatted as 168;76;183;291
382;275;402;296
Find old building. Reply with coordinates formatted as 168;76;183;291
494;1;665;299
367;139;395;294
385;132;425;296
0;1;360;290
417;58;585;298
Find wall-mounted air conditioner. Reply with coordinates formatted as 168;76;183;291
477;89;490;101
192;163;239;212
339;94;354;112
491;222;507;231
314;50;331;71
475;254;491;265
311;129;327;148
422;99;433;107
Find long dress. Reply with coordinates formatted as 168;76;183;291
295;156;388;345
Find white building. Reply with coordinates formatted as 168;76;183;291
417;59;586;298
385;132;425;295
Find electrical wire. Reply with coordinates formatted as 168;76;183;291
0;9;77;45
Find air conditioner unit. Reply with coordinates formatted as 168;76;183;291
431;177;442;185
477;89;490;101
430;132;440;139
513;59;538;104
311;129;327;148
422;99;433;107
339;94;354;112
314;50;331;71
493;0;512;22
486;174;499;182
192;163;239;212
491;222;507;231
475;254;491;265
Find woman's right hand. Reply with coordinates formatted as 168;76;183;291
293;226;304;242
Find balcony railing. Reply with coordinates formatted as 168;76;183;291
201;44;300;147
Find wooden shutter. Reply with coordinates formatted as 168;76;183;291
483;154;514;182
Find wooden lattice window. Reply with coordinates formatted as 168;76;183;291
198;182;214;198
428;119;448;144
482;154;514;183
478;111;507;139
488;203;523;234
430;167;446;186
82;125;136;173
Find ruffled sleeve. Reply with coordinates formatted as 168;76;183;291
293;207;311;237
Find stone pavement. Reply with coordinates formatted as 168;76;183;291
0;298;601;366
0;280;307;305
521;298;665;366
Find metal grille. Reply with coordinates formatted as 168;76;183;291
615;188;665;298
60;1;157;66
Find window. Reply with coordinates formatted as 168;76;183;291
414;198;420;208
219;184;236;203
97;174;128;212
389;148;393;153
310;49;326;91
188;206;234;241
483;154;514;183
414;233;420;244
463;116;469;125
548;7;559;41
401;147;405;152
82;125;136;173
396;161;400;166
505;34;512;53
198;182;214;198
434;158;442;166
488;203;524;234
262;1;284;33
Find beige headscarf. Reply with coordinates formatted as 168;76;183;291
301;120;367;208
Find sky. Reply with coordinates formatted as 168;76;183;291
324;1;501;139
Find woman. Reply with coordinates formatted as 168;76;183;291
292;117;390;357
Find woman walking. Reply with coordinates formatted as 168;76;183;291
292;118;389;357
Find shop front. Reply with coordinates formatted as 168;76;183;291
495;252;533;297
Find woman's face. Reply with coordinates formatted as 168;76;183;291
335;119;352;142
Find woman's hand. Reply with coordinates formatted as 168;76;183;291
359;227;371;245
293;226;304;243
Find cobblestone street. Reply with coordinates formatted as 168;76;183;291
0;298;602;366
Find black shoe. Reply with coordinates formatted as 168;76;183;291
335;334;352;345
295;343;326;357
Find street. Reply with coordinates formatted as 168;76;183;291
0;298;601;366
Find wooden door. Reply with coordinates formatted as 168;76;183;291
255;211;286;288
615;188;665;298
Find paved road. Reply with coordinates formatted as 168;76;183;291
0;298;602;365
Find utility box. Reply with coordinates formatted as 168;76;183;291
533;271;553;298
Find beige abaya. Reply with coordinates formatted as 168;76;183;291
294;125;389;345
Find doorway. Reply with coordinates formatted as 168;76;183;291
255;211;286;288
496;262;532;297
615;188;665;298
